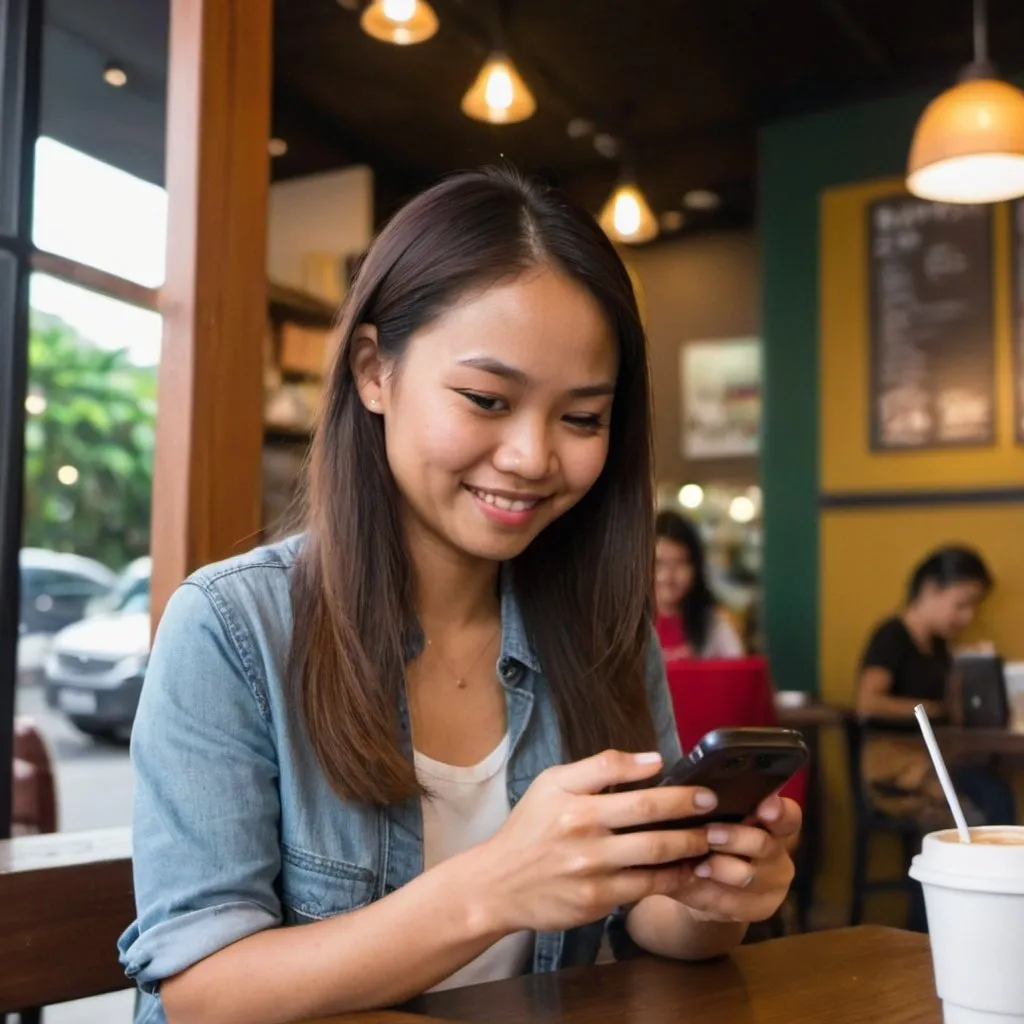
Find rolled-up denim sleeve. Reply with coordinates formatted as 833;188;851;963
118;580;282;994
607;626;683;960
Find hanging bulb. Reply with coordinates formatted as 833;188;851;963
461;53;536;124
359;0;438;45
907;76;1024;203
906;0;1024;203
598;181;658;244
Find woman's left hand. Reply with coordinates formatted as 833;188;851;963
673;794;802;924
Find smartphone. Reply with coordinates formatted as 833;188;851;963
625;727;809;832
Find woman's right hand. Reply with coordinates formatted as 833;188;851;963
472;750;715;935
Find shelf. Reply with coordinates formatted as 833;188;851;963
267;280;336;326
264;425;312;445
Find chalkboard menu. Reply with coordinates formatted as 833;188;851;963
868;196;994;450
1014;200;1024;444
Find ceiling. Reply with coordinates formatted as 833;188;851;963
39;0;1024;237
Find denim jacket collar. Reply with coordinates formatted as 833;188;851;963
499;566;541;674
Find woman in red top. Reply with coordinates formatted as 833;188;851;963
655;511;743;663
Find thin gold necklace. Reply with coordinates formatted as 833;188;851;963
424;624;501;689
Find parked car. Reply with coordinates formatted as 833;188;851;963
44;557;151;743
17;548;118;685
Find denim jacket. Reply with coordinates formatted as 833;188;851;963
118;536;681;1023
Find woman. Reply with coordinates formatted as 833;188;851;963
857;545;1015;828
119;169;800;1024
655;510;745;663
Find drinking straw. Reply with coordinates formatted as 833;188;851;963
915;703;971;843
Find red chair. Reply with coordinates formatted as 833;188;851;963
663;656;808;808
12;716;58;836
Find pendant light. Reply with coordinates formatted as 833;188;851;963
598;173;658;245
359;0;439;46
907;0;1024;204
461;53;536;124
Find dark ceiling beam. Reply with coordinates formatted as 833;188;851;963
558;121;756;212
817;0;889;70
435;0;614;138
270;85;397;181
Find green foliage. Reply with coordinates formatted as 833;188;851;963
22;313;157;570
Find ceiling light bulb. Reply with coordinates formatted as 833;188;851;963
103;64;128;88
484;66;514;111
461;53;536;124
907;77;1024;203
614;192;641;236
678;484;704;509
659;210;685;232
268;137;288;157
381;0;416;21
598;182;658;244
359;0;438;45
683;188;721;211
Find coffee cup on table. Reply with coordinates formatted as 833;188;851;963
909;826;1024;1023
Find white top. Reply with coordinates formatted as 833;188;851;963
702;612;745;659
415;734;533;992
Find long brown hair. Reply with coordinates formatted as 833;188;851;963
290;167;658;805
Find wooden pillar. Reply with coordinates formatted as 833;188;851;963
152;0;272;625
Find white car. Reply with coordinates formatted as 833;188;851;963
43;557;152;743
17;548;117;686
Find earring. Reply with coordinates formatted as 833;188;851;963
370;399;378;408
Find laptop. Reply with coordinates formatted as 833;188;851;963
955;654;1010;729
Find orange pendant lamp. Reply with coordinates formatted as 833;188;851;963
461;53;536;125
598;173;658;245
907;0;1024;204
360;0;439;46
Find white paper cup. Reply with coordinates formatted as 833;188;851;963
910;826;1024;1023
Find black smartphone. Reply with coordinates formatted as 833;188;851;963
625;727;809;832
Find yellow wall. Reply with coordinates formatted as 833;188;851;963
820;179;1024;494
815;178;1024;923
821;506;1024;703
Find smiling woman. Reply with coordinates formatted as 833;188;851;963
120;167;801;1024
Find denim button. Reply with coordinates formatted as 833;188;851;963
499;659;518;682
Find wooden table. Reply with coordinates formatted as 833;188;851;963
935;725;1024;763
774;699;846;928
312;927;940;1024
776;700;846;731
0;828;135;1013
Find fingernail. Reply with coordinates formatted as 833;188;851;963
633;752;663;765
694;861;712;878
694;790;718;810
707;827;729;846
760;796;782;820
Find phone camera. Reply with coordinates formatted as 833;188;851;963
755;755;774;771
725;757;748;773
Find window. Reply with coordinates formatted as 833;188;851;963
32;137;168;288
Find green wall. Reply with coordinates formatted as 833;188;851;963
759;88;932;693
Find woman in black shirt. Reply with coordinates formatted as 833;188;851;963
857;545;1016;826
857;546;1016;933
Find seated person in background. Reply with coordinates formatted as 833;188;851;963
856;545;1016;830
655;510;744;663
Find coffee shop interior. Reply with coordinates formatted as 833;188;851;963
3;0;1024;1021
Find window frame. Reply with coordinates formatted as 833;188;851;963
0;0;161;837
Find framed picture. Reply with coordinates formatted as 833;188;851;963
868;196;995;450
680;338;761;459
